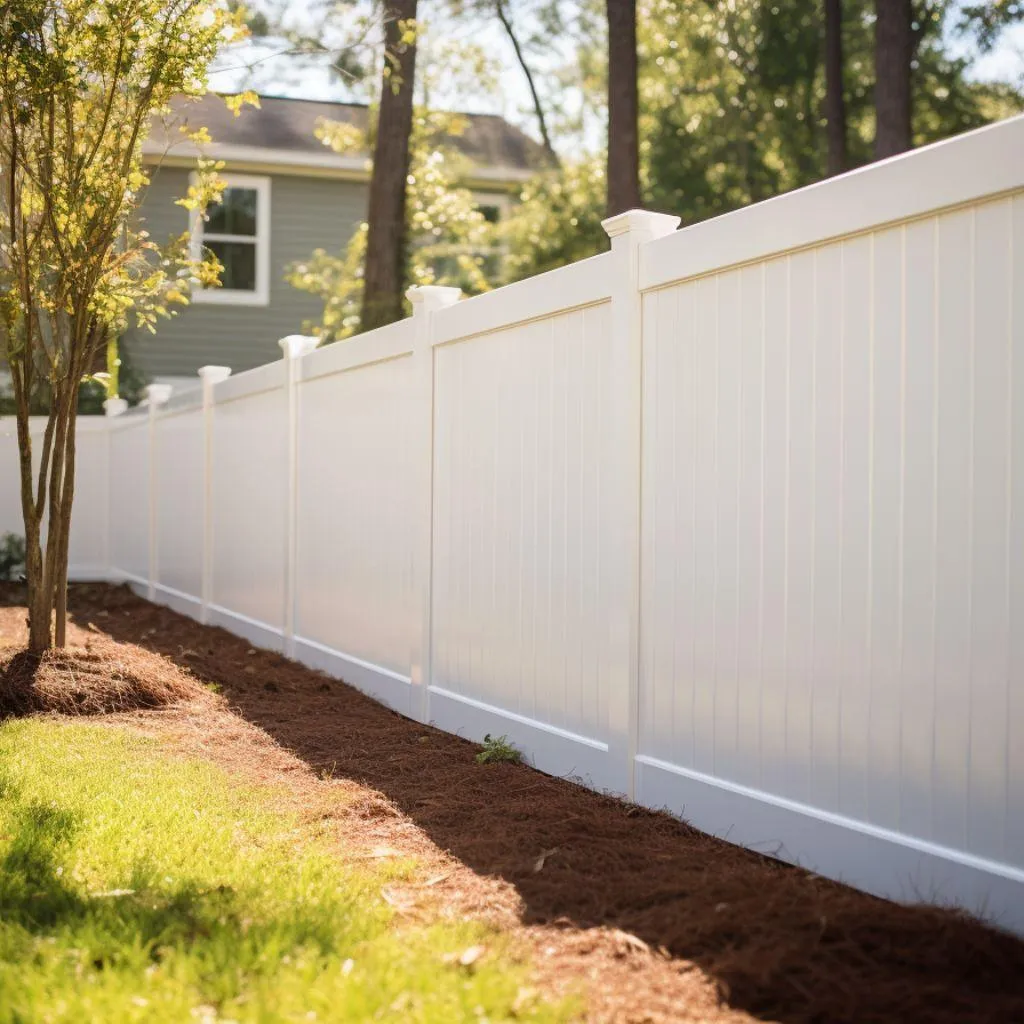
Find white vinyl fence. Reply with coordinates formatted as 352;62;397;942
3;115;1024;932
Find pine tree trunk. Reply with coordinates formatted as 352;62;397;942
874;0;913;159
606;0;642;217
360;0;418;333
824;0;848;175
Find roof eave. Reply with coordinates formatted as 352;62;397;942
141;140;534;190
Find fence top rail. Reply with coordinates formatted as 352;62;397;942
212;359;286;406
639;112;1024;293
159;386;204;417
299;318;414;384
107;406;149;429
432;250;614;348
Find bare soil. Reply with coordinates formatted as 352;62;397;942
2;581;1023;1024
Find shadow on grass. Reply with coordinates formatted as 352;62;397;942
0;766;344;973
61;584;1024;1024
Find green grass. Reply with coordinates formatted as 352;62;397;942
0;718;572;1023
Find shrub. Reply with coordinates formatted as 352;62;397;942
0;534;25;582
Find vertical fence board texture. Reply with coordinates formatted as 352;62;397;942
155;406;204;603
432;303;614;748
109;418;150;583
211;372;288;634
639;192;1024;894
295;348;417;678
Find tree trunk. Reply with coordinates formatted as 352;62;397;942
874;0;913;159
606;0;642;216
360;0;418;333
824;0;848;175
52;385;79;648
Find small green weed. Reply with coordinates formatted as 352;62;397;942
476;734;522;765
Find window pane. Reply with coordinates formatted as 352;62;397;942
208;240;257;292
206;187;258;236
477;204;501;224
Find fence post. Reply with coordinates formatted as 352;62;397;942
144;383;173;602
197;366;231;624
602;209;680;799
279;335;318;658
407;286;462;724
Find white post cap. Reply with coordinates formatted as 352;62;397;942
103;397;129;417
601;208;680;242
406;285;462;313
144;383;173;406
198;365;232;384
278;335;319;359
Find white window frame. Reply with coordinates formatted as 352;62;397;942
189;172;271;306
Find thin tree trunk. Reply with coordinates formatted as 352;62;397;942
824;0;848;175
360;0;418;333
495;0;559;167
874;0;913;159
53;384;79;648
606;0;642;216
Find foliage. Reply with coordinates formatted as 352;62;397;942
640;0;1020;222
476;733;523;765
960;1;1024;51
503;0;1023;277
287;109;496;340
0;718;570;1022
500;156;608;281
0;533;25;582
0;0;249;649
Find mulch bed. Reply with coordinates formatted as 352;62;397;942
2;582;1024;1023
0;632;217;718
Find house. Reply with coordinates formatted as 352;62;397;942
128;94;546;389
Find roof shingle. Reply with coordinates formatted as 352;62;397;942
148;94;547;174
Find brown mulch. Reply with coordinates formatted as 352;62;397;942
2;583;1024;1023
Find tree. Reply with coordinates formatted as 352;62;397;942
361;0;419;332
824;0;849;174
288;110;495;340
875;0;913;158
502;0;1021;273
494;0;560;166
0;0;240;652
959;1;1024;51
605;0;641;215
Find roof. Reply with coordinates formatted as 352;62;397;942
145;94;547;183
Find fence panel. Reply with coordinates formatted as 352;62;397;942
209;363;288;648
108;413;150;585
637;185;1024;921
429;257;620;790
154;393;204;614
0;417;109;579
293;321;419;713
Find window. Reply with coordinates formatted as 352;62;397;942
472;192;511;225
190;174;270;305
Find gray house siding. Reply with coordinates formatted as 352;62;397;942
124;167;367;379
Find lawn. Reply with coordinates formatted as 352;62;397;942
0;717;570;1023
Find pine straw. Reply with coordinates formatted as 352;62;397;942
0;635;219;719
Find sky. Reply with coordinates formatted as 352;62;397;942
207;1;1024;150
